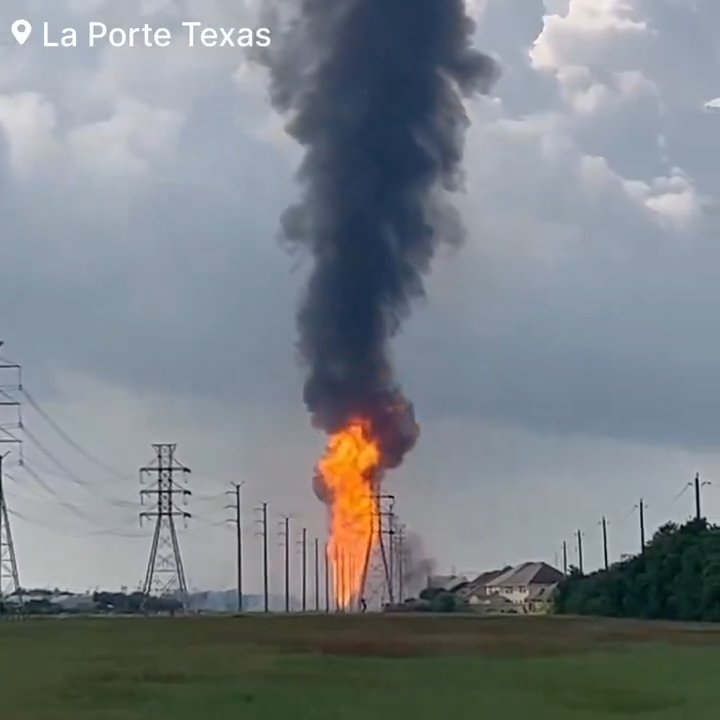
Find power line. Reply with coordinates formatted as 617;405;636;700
18;428;136;509
20;388;131;480
21;425;94;490
8;507;150;539
20;461;128;527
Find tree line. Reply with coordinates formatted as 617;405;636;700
554;519;720;621
0;590;182;616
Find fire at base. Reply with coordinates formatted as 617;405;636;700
314;406;419;610
316;421;379;609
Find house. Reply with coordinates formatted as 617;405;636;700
426;574;468;593
485;561;563;611
525;584;557;614
455;567;512;601
467;592;518;615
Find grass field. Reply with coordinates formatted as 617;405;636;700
2;614;720;719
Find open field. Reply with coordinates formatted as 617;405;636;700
2;614;720;719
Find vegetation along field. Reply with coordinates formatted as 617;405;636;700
2;614;720;719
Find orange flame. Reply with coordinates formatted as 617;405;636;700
317;419;381;609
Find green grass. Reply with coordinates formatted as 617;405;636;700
2;614;720;719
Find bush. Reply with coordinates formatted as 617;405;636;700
430;591;456;613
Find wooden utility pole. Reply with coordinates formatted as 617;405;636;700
397;524;405;603
576;530;584;574
301;527;307;612
562;540;568;576
601;516;609;571
639;499;646;554
227;482;244;612
334;544;340;612
314;537;320;612
259;503;269;613
280;515;291;613
324;540;330;613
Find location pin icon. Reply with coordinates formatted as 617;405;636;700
11;19;32;46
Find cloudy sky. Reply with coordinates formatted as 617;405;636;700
2;0;720;596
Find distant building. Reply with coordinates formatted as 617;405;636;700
423;561;563;615
485;561;563;612
56;594;96;613
3;590;97;613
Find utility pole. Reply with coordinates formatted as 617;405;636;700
693;473;711;521
601;517;609;571
324;540;330;613
397;524;405;603
562;540;568;576
678;474;710;522
301;527;307;612
314;537;320;612
279;515;290;613
139;444;191;610
334;543;340;612
262;503;270;612
638;499;646;553
576;530;584;574
387;508;396;603
226;482;245;613
254;502;270;613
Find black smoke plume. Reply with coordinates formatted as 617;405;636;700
269;0;498;464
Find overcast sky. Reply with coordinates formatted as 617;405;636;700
2;0;720;596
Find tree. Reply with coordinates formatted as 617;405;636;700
555;519;720;622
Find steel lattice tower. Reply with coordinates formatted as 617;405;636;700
0;454;21;602
0;345;22;607
358;489;395;610
139;444;191;608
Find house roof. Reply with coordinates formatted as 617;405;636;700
487;562;564;588
427;575;468;591
456;567;512;598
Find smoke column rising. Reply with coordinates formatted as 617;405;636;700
269;0;498;465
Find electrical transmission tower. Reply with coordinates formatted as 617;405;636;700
0;453;21;605
139;444;191;608
358;490;395;611
0;345;22;607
